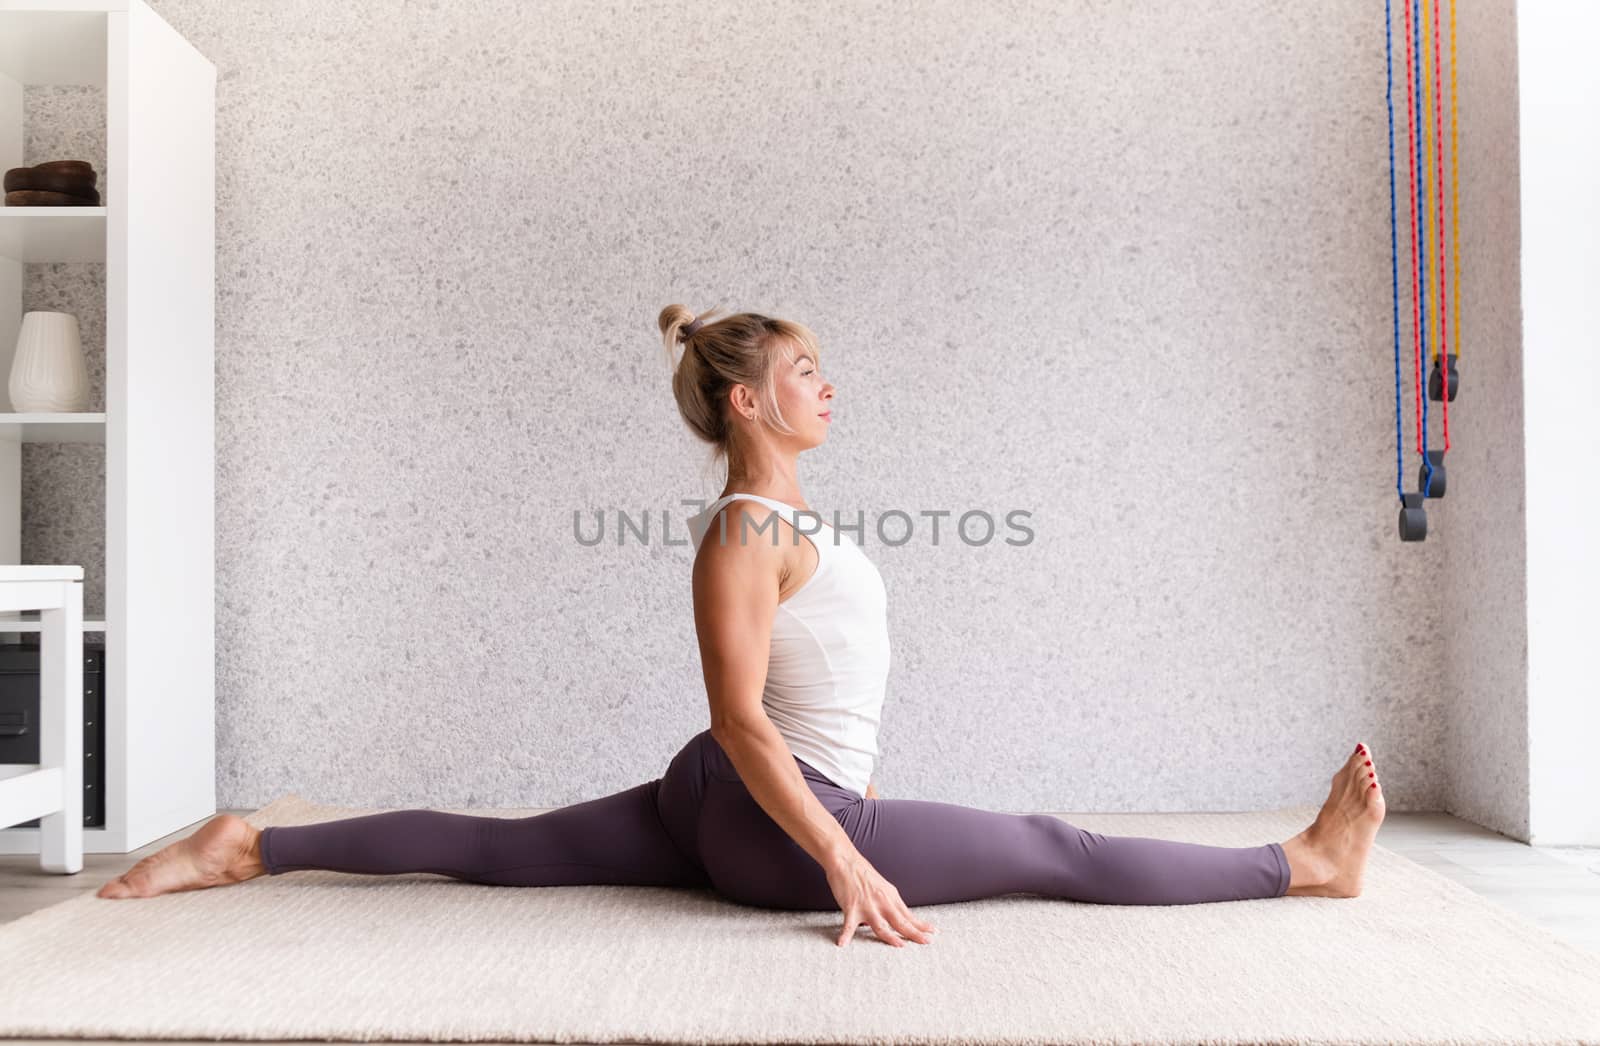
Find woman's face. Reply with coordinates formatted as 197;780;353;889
770;345;834;445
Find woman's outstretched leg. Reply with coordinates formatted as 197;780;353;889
854;803;1288;906
708;789;1288;910
259;779;710;889
699;743;1385;910
98;778;711;898
855;742;1385;907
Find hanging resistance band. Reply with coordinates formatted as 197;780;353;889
1390;0;1464;543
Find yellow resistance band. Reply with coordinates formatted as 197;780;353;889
1449;0;1460;360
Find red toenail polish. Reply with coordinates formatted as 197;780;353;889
1365;760;1371;766
1370;782;1376;789
1369;772;1374;778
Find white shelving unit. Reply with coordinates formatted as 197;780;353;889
0;0;215;854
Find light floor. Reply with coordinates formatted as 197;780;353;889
2;809;1598;1046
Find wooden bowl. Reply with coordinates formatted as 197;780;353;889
4;188;101;206
4;165;98;195
31;160;95;180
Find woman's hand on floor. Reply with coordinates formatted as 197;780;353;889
825;849;937;948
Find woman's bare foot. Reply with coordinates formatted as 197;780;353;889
1279;743;1387;898
97;813;266;899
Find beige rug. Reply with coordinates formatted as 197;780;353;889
1;795;1598;1045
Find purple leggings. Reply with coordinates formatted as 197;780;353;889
259;729;1290;908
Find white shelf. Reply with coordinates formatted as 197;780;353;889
0;7;111;88
0;613;105;632
0;412;106;442
0;0;216;856
0;208;107;263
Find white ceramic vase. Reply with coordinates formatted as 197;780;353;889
9;310;89;412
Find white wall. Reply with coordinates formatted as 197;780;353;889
1520;1;1600;846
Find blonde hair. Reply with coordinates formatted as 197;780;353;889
656;304;823;475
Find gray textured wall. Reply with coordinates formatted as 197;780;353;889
18;0;1525;828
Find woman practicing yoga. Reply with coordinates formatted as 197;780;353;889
97;307;1387;949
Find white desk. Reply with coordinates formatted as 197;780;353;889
0;565;83;874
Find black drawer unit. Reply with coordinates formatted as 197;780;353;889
0;640;106;828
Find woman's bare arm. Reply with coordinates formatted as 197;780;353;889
695;501;933;948
694;501;858;870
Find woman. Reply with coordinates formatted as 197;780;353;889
98;307;1386;949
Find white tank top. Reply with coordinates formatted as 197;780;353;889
687;492;890;797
